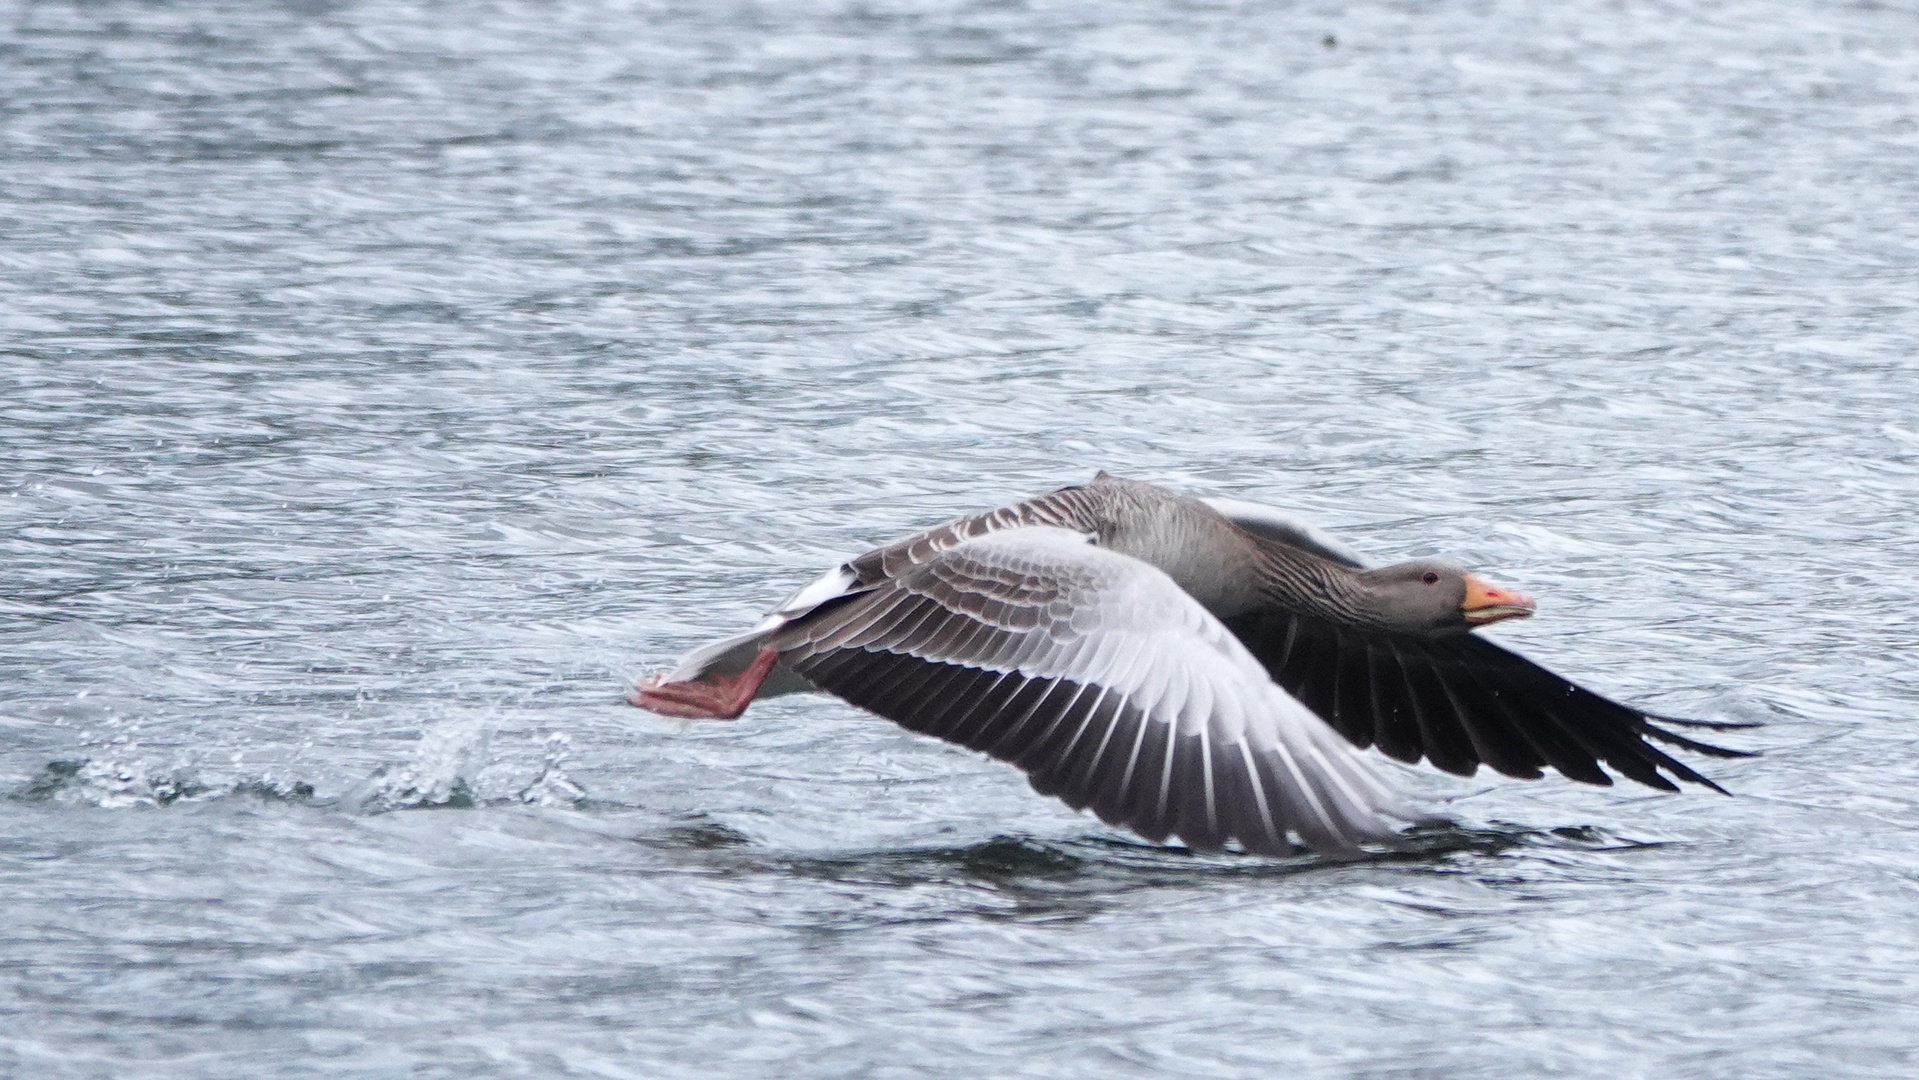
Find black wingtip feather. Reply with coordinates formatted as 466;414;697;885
1641;711;1765;731
1227;614;1744;796
1638;718;1759;760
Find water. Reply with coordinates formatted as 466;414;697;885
3;0;1918;1075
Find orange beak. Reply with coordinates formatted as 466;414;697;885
1461;574;1535;625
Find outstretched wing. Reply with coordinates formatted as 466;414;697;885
656;482;1111;686
768;528;1407;856
1223;611;1753;794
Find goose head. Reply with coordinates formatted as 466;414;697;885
1357;558;1535;634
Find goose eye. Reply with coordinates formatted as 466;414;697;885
1421;571;1440;585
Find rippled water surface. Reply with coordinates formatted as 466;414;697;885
4;0;1919;1076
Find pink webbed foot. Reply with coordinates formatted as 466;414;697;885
628;646;780;720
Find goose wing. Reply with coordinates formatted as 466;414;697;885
767;527;1406;856
1222;612;1754;794
656;483;1111;685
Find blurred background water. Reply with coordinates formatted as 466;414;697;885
3;0;1918;1076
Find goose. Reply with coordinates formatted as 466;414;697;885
630;473;1750;856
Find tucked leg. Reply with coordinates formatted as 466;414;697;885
628;647;780;720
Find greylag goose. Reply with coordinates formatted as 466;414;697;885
631;473;1749;856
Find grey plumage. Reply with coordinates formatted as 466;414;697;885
642;472;1748;856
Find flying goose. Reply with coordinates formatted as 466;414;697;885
630;473;1749;856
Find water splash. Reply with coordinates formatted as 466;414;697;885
517;731;588;808
17;757;209;808
350;719;490;811
14;758;318;807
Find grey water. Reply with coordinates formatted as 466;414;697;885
3;0;1917;1075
